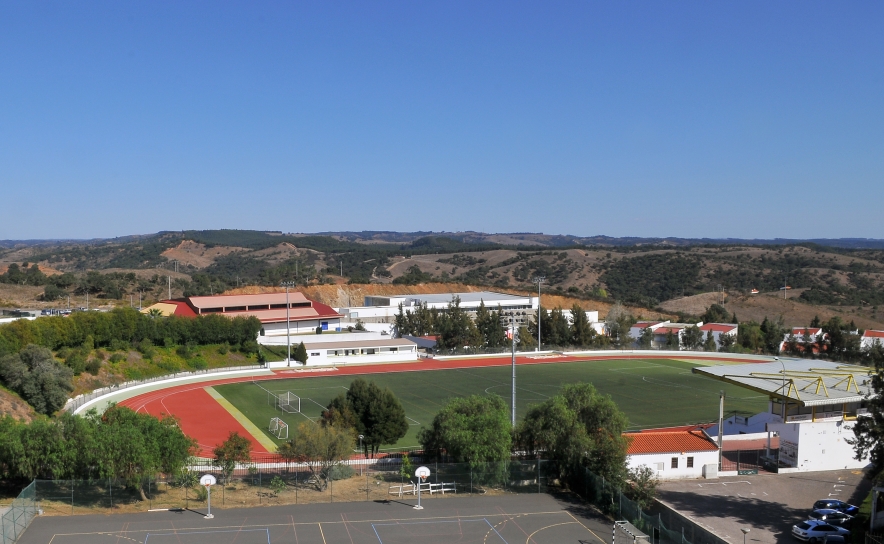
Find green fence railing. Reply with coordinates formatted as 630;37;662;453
0;481;37;544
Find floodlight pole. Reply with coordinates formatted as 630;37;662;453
282;281;296;366
775;356;786;419
512;313;517;427
533;277;545;351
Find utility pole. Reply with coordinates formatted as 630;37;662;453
511;313;517;427
281;281;296;366
533;277;546;351
718;390;725;470
168;276;172;300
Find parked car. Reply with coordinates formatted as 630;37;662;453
812;500;859;516
792;521;850;542
809;510;853;526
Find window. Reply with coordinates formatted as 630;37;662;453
671;457;678;469
687;457;694;468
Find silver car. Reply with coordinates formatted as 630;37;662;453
792;521;850;543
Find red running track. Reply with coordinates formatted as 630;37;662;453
118;353;762;458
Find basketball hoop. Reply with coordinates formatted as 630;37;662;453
199;474;216;519
414;466;430;510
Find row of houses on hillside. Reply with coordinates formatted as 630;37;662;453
629;321;738;350
778;327;884;354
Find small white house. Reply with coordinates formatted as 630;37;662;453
862;330;884;350
625;430;720;480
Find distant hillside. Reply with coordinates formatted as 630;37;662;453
1;229;882;330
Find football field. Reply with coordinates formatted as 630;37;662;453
213;358;768;449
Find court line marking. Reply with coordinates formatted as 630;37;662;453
319;522;328;544
566;510;608;544
144;528;270;544
46;510;581;537
524;522;580;544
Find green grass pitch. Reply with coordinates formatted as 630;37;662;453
212;358;769;450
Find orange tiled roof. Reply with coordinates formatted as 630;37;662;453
625;430;719;455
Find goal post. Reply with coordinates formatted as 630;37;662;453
278;391;301;414
614;521;649;544
269;417;289;440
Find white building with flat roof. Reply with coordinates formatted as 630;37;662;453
259;331;418;367
360;291;539;326
693;360;872;472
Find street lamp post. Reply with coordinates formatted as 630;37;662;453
511;313;517;427
775;356;786;419
741;527;750;544
281;281;296;366
533;277;545;351
358;434;364;475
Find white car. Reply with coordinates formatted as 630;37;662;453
792;520;850;542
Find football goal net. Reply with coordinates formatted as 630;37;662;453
614;521;649;544
269;417;289;440
278;391;301;414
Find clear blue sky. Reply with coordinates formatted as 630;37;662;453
1;2;882;240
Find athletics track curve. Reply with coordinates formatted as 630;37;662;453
117;353;762;458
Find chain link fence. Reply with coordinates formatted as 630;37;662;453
31;460;548;517
578;468;727;544
0;481;37;544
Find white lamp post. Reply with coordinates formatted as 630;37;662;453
741;527;750;544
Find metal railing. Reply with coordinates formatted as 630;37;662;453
63;364;265;413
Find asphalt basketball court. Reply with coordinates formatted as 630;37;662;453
18;493;609;544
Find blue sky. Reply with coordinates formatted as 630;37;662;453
1;2;882;240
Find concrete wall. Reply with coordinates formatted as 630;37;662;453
768;419;869;471
627;450;719;480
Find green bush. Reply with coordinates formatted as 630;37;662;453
64;352;87;375
138;339;156;360
108;352;126;363
109;339;130;351
156;357;181;373
240;340;258;355
85;359;101;375
326;464;354;481
218;343;229;355
187;357;208;370
163;337;175;349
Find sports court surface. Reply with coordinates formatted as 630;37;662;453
119;353;766;456
19;492;610;544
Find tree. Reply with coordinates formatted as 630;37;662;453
277;422;354;490
41;284;65;302
213;431;252;484
293;341;308;364
702;304;730;324
638;327;653;349
436;296;480;351
682;326;703;351
475;302;506;349
547;307;571;347
516;326;536;350
664;331;680;350
703;331;717;352
718;332;736;352
419;395;512;466
343;378;408;456
94;405;196;500
0;344;73;415
516;383;629;486
321;393;359;432
570;304;595;347
625;465;660;510
605;303;635;349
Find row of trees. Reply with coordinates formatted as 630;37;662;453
0;307;261;359
0;406;195;498
395;297;622;352
418;384;652;503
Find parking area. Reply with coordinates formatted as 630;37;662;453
657;469;872;544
